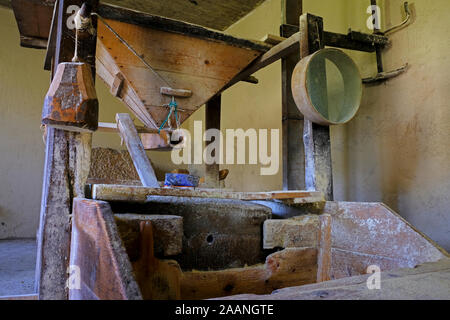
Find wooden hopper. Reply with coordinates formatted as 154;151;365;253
95;5;271;129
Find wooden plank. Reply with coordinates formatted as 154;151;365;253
181;247;318;299
92;184;324;202
43;0;58;70
35;0;98;300
115;113;159;187
220;258;450;300
299;13;333;200
97;3;270;51
261;34;286;45
70;198;142;300
204;94;221;188
140;132;172;151
0;294;38;300
160;87;192;98
281;1;304;191
225;31;300;89
97;122;169;134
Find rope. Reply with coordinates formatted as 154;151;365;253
158;97;180;133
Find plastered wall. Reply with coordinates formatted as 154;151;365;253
0;1;449;251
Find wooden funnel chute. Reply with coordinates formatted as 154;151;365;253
95;5;270;129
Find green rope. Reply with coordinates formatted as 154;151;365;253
158;99;178;133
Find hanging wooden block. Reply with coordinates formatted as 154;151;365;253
42;62;99;132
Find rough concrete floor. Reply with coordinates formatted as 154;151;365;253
0;239;36;296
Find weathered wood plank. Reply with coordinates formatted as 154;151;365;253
115;113;159;187
70;198;142;300
219;258;450;300
35;0;98;300
225;31;300;89
92;184;325;202
204;94;221;188
181;247;318;299
299;13;333;200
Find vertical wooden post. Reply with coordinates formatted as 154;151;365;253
299;13;334;200
204;94;221;188
281;0;305;190
35;0;99;300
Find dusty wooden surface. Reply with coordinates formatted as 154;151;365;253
281;0;305;191
116;113;159;187
219;258;450;300
70;198;142;299
203;94;221;188
92;184;325;202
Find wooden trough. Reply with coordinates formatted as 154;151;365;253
68;186;448;300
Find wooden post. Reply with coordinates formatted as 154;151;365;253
35;0;99;300
299;13;334;200
204;94;221;188
281;0;305;190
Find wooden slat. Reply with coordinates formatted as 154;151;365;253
204;94;221;188
281;1;304;191
97;122;169;134
225;31;300;89
299;13;334;200
92;184;324;202
115;113;159;187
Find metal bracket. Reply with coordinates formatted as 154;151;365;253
363;63;408;83
364;1;411;84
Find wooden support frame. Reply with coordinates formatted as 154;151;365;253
204;94;221;188
281;0;304;191
299;13;334;200
35;0;99;300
